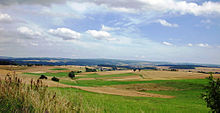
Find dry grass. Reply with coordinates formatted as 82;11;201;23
96;70;133;75
135;70;214;80
10;65;85;74
74;86;174;98
110;83;178;91
195;67;220;72
104;75;142;81
0;72;82;113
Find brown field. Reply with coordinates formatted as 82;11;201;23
134;70;219;80
195;67;220;72
104;75;142;81
73;86;174;98
110;83;178;91
0;65;85;73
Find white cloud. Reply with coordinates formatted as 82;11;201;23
0;0;67;6
197;43;209;47
157;19;178;27
86;30;111;39
78;0;220;16
140;0;220;16
162;41;173;46
17;26;42;37
101;25;120;31
48;28;81;40
86;25;121;41
110;7;137;13
188;43;193;47
0;13;12;22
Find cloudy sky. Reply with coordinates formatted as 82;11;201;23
0;0;220;64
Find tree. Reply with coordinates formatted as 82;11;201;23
138;69;141;72
133;69;137;72
39;75;47;79
68;71;75;79
85;67;97;72
51;77;59;82
202;74;220;113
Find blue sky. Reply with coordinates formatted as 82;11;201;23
0;0;220;64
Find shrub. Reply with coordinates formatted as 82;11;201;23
202;74;220;113
133;69;137;72
39;75;47;79
85;67;96;72
68;71;75;79
77;71;82;73
51;77;59;82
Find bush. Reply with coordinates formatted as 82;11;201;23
51;77;59;82
85;67;96;72
202;74;220;113
68;71;75;79
39;75;47;79
76;71;82;73
133;69;137;72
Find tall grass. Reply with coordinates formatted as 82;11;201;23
0;72;81;113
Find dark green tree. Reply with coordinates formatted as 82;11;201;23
51;77;59;82
68;71;75;79
202;74;220;113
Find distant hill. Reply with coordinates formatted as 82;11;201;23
0;56;220;68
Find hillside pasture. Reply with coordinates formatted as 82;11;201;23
1;65;220;112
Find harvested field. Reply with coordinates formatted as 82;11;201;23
110;83;178;91
135;70;219;80
195;67;220;72
71;86;174;98
105;75;142;81
15;66;84;73
0;65;28;70
94;70;133;75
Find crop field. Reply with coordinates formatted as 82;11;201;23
1;65;220;112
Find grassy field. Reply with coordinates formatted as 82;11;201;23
24;72;138;79
49;68;69;70
60;78;208;87
24;72;69;77
51;78;210;113
1;65;217;112
76;73;137;79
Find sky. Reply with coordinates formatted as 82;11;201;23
0;0;220;64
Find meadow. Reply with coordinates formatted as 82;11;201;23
1;65;219;112
50;79;209;113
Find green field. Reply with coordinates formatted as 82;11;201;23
49;68;69;70
22;71;211;112
51;78;210;113
76;73;137;79
24;72;69;77
60;78;208;87
24;72;137;79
